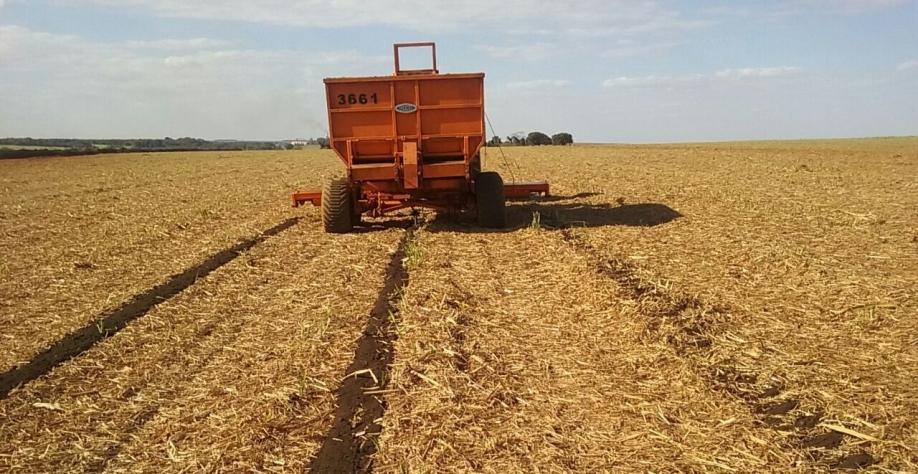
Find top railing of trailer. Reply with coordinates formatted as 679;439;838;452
393;42;438;76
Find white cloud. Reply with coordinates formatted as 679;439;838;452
602;74;704;89
124;37;233;50
53;1;709;67
602;67;800;89
477;43;555;61
703;0;908;18
506;79;572;90
601;39;680;58
0;25;387;139
897;59;918;71
793;0;909;13
714;66;801;78
60;0;703;37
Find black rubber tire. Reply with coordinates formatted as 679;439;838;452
476;171;506;228
350;204;361;226
469;155;482;180
321;177;353;233
349;190;362;226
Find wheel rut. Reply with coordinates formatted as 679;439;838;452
560;228;878;470
308;228;414;473
0;217;299;399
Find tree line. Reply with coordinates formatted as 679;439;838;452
1;132;572;160
0;137;285;151
0;136;327;159
487;131;573;147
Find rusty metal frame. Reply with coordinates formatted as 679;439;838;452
292;191;322;207
504;181;550;199
394;42;438;76
293;182;548;210
291;42;551;221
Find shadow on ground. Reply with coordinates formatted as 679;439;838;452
352;217;416;234
426;194;682;233
532;191;603;203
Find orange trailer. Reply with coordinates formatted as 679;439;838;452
293;42;549;233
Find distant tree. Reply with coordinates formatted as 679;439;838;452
551;132;574;145
506;131;527;145
488;135;502;146
526;131;552;146
316;137;331;149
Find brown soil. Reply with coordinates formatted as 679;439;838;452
0;217;298;399
309;229;412;473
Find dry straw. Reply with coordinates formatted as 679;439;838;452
0;150;337;373
1;140;915;471
0;217;404;471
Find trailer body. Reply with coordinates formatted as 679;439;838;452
293;43;548;232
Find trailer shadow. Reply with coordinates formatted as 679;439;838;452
426;195;682;233
533;191;604;202
352;217;416;233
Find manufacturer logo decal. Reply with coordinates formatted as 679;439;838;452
395;103;418;114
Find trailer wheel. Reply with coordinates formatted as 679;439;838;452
476;171;506;228
349;187;362;226
322;177;353;233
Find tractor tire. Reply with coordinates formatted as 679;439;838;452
476;171;506;228
349;189;362;226
321;177;354;233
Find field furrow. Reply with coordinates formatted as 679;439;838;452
0;217;300;399
376;226;797;472
483;141;918;471
1;140;915;471
0;150;340;373
0;218;405;472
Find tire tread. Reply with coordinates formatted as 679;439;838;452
321;178;353;233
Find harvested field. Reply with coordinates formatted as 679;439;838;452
376;228;797;471
472;138;917;471
0;150;338;373
1;139;915;472
0;215;405;471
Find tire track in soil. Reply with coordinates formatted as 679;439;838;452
309;229;413;474
560;228;877;471
2;220;355;473
0;217;299;399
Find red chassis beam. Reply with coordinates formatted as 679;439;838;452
504;180;550;199
292;191;321;207
292;180;549;209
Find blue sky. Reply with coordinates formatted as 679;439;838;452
1;0;916;142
